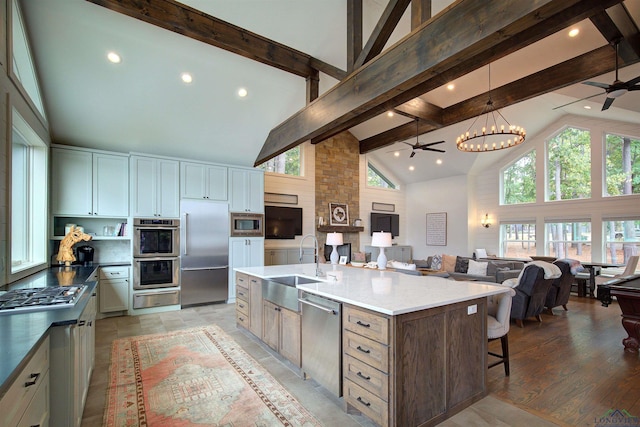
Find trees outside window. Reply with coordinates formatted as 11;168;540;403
546;127;591;201
603;218;639;264
367;162;396;189
259;146;301;176
502;150;536;204
501;223;536;258
604;133;640;197
545;221;591;262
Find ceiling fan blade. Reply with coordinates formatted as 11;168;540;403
419;141;446;148
552;92;604;110
601;97;615;111
409;151;416;158
424;148;446;153
626;75;640;86
628;85;640;91
583;81;610;90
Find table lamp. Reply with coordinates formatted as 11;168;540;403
371;231;392;270
326;232;343;265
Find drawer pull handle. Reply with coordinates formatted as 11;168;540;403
357;371;371;381
25;372;40;387
238;292;246;297
356;320;371;328
239;304;245;308
356;345;370;354
357;396;371;407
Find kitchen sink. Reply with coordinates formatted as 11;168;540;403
263;276;321;312
269;275;322;287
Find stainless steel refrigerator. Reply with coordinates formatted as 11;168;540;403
180;199;229;307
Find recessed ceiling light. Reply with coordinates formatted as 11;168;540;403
409;166;415;171
107;52;121;64
568;28;579;38
238;87;248;97
447;83;455;91
584;105;592;110
387;111;394;117
436;159;442;165
394;151;400;157
181;73;193;84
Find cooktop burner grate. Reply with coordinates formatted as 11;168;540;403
0;285;86;313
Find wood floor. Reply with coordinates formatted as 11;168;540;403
80;294;639;426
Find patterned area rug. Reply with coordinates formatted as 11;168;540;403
103;325;322;426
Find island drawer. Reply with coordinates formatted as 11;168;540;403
236;311;249;328
344;379;388;427
344;330;389;373
236;272;248;288
236;298;249;317
344;305;389;344
344;353;388;400
236;283;249;302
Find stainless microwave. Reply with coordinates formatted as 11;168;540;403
230;212;264;237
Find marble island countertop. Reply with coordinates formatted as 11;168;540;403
235;263;510;315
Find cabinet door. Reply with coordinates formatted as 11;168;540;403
16;370;49;427
156;159;179;217
265;249;288;266
93;153;129;217
249;276;263;337
51;148;93;215
279;307;301;366
181;162;207;199
229;169;264;212
206;165;228;200
246;169;264;213
130;156;157;217
99;278;129;312
262;300;279;351
248;238;264;266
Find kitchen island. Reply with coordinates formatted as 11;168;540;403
235;263;510;427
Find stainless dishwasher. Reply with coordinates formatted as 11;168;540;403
298;291;342;397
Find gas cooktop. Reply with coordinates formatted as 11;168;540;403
0;285;86;314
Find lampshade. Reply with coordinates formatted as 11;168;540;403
326;232;343;246
371;232;392;247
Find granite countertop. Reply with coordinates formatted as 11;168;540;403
235;263;510;315
0;265;104;400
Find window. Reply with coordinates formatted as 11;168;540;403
11;109;48;275
604;133;640;197
367;162;396;189
603;218;640;265
502;150;536;204
545;221;591;262
500;223;536;258
259;146;301;176
546;127;591;201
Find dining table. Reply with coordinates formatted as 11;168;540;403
577;261;624;297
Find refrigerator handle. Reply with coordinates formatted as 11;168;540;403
182;212;188;255
181;266;229;272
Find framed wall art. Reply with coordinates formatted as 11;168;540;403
426;212;447;246
329;203;349;226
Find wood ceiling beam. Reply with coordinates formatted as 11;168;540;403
85;0;346;80
352;0;411;70
411;0;432;30
256;0;623;165
360;44;640;154
590;4;640;61
347;0;363;74
393;98;442;125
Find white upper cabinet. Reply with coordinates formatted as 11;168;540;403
229;168;264;213
51;147;128;217
180;162;227;200
130;155;179;218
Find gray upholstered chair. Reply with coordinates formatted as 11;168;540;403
488;288;515;376
509;264;555;327
544;259;575;314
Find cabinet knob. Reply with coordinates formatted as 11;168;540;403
24;372;41;387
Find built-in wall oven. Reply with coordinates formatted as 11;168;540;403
132;219;181;307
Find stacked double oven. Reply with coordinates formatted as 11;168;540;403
132;218;181;310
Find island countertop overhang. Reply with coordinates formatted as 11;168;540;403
234;263;510;315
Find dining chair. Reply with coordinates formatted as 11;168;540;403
488;288;516;376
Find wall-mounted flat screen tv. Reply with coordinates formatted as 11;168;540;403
370;212;399;238
265;206;303;239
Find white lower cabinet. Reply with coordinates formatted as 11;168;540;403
229;237;264;301
0;336;50;427
50;292;96;427
99;266;130;313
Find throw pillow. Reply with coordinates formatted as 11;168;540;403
431;254;442;270
414;259;431;268
455;257;469;273
467;259;488;276
475;248;488;259
442;254;457;273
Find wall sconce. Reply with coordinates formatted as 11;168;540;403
481;213;491;228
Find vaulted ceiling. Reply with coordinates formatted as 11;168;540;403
20;0;640;185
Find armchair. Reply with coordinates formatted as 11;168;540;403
545;259;575;314
509;264;555;327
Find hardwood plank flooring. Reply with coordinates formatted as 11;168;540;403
81;293;638;426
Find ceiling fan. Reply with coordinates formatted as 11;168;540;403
554;41;640;111
393;119;446;158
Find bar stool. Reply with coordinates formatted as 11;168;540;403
487;288;516;376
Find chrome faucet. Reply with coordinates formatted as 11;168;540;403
299;234;324;277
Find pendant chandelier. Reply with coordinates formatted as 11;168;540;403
456;64;526;152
